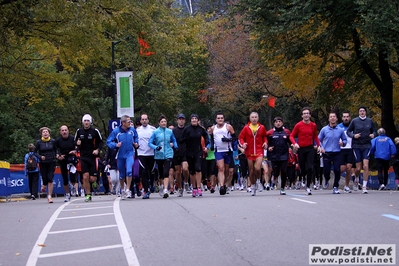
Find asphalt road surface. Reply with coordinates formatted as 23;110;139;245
1;187;398;266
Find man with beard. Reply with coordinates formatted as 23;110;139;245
337;111;356;192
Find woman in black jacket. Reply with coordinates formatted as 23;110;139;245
35;127;57;203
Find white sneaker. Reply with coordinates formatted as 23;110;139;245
163;189;169;198
239;185;244;191
121;190;126;200
251;185;256;196
64;193;71;202
126;189;132;198
306;188;312;195
71;186;76;196
344;186;352;193
230;186;234;191
362;186;368;194
247;187;252;193
378;184;385;190
353;178;359;191
80;189;85;198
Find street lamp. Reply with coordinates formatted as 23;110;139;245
111;40;121;119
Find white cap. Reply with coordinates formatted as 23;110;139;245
82;114;92;123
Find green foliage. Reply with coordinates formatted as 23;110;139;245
235;0;399;137
0;0;212;163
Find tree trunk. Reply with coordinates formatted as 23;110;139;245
378;50;399;138
353;30;399;138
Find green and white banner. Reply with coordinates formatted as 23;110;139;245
116;71;134;118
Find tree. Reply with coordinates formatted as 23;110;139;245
235;0;399;137
0;0;213;162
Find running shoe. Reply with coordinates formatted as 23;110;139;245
251;185;256;196
121;190;126;200
323;180;329;189
192;189;197;197
344;186;351;193
31;195;36;200
142;191;150;199
362;186;368;194
64;193;71;202
265;184;270;191
177;189;183;197
219;186;226;195
332;187;340;194
48;196;53;203
379;184;385;191
163;189;169;198
210;186;215;193
92;181;98;191
280;189;286;195
126;189;132;198
85;195;92;202
353;178;359;191
197;188;203;197
306;188;312;195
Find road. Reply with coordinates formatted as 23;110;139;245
0;188;398;266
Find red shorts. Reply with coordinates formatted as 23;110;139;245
246;153;263;161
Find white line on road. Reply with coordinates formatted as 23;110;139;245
114;197;141;266
38;244;123;258
48;224;118;234
56;213;114;220
382;214;399;221
26;199;76;266
62;206;113;211
291;198;317;204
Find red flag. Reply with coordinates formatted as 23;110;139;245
138;32;155;57
268;97;275;108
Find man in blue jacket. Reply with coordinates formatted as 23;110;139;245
318;112;347;194
106;115;139;199
370;128;396;190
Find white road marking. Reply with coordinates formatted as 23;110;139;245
114;197;141;266
56;213;114;220
62;206;113;211
48;224;118;234
26;198;139;266
26;200;75;266
291;198;317;204
38;244;123;258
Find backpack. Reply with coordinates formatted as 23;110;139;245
27;154;37;171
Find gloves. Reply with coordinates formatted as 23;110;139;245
156;146;162;151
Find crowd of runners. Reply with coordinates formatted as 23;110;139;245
24;106;399;203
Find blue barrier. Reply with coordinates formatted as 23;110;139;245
0;161;11;198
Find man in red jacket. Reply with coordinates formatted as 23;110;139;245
289;107;320;195
238;112;268;196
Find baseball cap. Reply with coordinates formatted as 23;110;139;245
190;114;199;119
177;113;185;119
